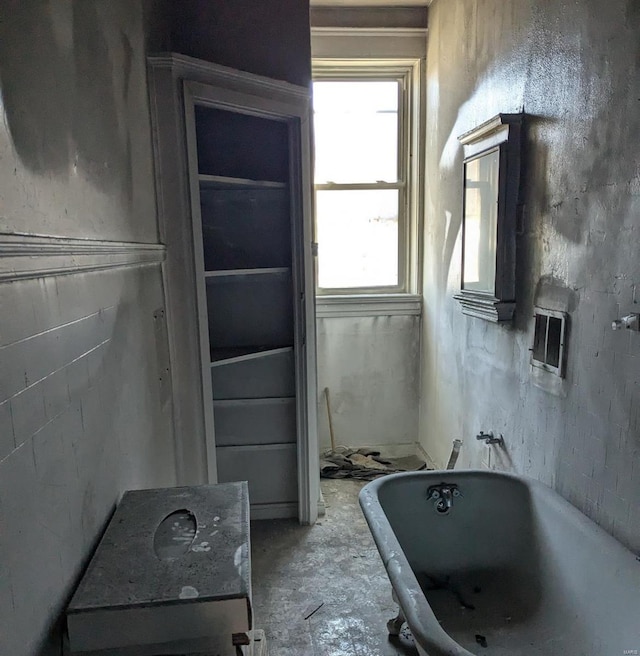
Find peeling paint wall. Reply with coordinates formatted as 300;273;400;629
0;2;176;654
0;1;158;241
421;0;640;552
317;316;420;452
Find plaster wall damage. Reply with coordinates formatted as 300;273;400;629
420;0;640;552
317;316;421;451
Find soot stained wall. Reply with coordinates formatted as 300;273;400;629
420;0;640;552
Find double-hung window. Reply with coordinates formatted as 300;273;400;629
313;61;420;295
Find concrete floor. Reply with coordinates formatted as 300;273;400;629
251;479;419;655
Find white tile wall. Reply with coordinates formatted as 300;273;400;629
0;267;176;656
0;3;179;653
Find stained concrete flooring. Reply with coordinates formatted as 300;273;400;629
251;479;419;656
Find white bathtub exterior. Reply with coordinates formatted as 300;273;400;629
360;470;640;656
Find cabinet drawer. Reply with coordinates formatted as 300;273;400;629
214;398;296;446
216;444;298;506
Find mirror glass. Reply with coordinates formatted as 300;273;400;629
462;149;500;293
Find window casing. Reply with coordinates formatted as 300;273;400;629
312;60;421;296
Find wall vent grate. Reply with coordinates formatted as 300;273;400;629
531;307;567;377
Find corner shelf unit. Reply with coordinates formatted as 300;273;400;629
177;69;317;523
148;54;318;524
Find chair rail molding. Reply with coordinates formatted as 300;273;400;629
0;232;165;283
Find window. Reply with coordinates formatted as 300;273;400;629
531;308;567;377
312;61;420;295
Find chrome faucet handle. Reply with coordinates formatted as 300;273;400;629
612;312;639;331
476;431;504;445
427;483;460;514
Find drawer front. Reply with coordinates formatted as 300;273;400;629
214;398;296;446
216;444;298;505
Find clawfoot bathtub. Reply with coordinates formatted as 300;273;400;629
360;470;640;656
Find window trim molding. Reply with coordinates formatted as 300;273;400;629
316;293;422;318
311;27;428;60
312;57;423;297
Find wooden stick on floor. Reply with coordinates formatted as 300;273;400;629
324;387;336;452
446;439;463;470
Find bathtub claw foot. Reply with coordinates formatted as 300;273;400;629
387;611;405;636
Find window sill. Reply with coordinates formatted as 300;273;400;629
315;293;422;318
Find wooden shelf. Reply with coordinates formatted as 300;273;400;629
212;397;294;407
204;268;290;279
210;346;293;367
199;174;286;190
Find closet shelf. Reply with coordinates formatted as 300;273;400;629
204;268;290;278
199;174;287;190
212;397;295;407
210;345;294;367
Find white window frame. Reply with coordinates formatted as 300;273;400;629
312;58;422;298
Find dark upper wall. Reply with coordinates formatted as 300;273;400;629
420;0;640;551
310;5;428;28
148;0;312;88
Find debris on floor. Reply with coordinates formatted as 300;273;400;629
302;600;324;620
251;479;419;655
320;446;428;480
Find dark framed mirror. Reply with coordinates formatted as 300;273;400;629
454;113;524;322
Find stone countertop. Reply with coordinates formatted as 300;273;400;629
68;481;250;612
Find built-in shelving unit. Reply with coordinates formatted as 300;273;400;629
189;100;300;518
149;55;318;523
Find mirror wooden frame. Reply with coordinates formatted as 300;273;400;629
454;113;524;322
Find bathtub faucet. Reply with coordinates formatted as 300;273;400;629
427;483;460;514
476;430;504;446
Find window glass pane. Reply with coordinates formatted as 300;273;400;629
316;190;398;288
462;150;499;293
313;81;399;184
